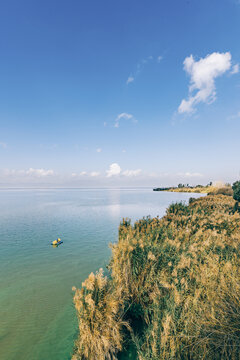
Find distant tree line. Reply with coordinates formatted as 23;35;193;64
153;182;213;191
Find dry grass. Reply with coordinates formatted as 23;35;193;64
207;186;233;196
164;185;233;195
161;185;213;193
72;195;240;359
72;269;130;360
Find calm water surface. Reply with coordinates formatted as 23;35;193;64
0;188;203;360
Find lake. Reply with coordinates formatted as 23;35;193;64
0;188;203;360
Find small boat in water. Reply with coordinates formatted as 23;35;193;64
51;237;63;246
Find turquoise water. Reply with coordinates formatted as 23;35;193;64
0;189;203;360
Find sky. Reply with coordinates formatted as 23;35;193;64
0;0;240;187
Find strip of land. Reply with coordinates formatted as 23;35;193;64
153;184;233;195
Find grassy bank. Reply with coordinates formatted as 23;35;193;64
153;185;233;195
72;194;240;360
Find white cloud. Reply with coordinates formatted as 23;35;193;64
106;163;121;177
122;169;142;177
72;171;90;177
126;55;162;84
231;63;239;74
2;168;55;178
177;172;203;178
106;163;142;178
90;171;100;177
178;52;232;114
2;169;16;176
103;122;107;127
122;149;126;153
126;76;134;84
0;142;7;149
96;148;102;153
26;168;55;177
114;113;135;128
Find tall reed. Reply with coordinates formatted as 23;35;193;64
72;195;240;360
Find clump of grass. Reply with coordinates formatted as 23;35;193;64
192;259;240;359
166;202;189;215
72;194;240;359
208;186;233;196
72;269;130;360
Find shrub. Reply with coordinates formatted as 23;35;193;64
233;201;239;213
208;186;233;196
189;197;196;204
166;202;189;215
233;180;240;202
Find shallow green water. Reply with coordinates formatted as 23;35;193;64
0;188;203;360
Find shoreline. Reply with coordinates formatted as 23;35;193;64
153;185;233;195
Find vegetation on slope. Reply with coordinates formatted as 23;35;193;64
72;194;240;360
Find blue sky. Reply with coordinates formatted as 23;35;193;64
0;0;240;187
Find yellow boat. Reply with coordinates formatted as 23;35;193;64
51;238;63;246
